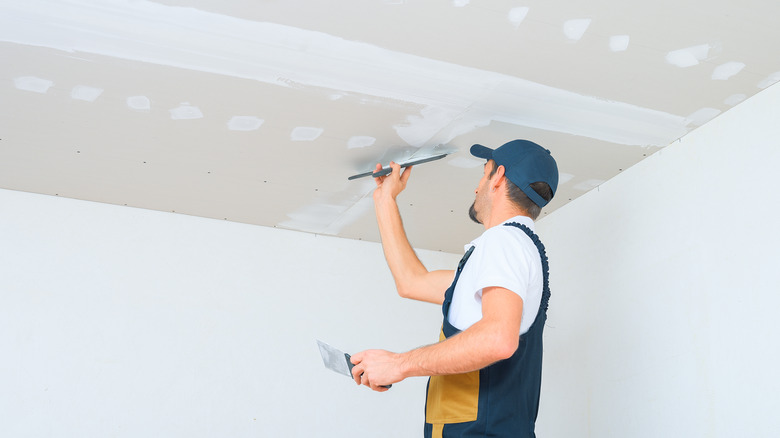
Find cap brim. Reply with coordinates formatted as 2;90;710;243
470;144;494;160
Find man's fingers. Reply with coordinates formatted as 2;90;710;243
372;384;390;393
373;163;384;186
351;365;363;385
400;165;413;183
388;161;401;178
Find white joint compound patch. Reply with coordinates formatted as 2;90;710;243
712;62;745;81
686;108;721;126
758;72;780;89
724;94;747;107
558;172;575;185
666;44;715;68
169;103;203;120
563;19;591;41
609;35;630;52
14;76;53;93
508;7;529;27
291;127;323;141
127;95;151;111
70;85;103;102
228;116;264;131
574;179;604;191
347;136;376;149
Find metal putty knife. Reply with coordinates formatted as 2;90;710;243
347;153;449;180
316;340;391;388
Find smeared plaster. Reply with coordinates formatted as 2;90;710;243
127;95;151;111
558;173;575;185
452;0;470;7
574;179;604;191
169;103;203;120
394;106;463;147
0;0;691;148
347;136;376;149
14;76;53;93
724;94;746;107
447;156;483;169
228;116;264;131
70;85;103;102
508;7;530;27
712;62;745;81
609;35;630;52
686;108;721;126
563;19;591;41
666;44;717;68
758;72;780;89
291;127;323;141
278;179;376;235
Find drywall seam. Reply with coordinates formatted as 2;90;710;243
0;0;690;147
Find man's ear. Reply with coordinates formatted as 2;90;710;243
491;164;507;191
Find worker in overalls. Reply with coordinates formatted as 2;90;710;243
350;139;558;438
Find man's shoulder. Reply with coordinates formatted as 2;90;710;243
477;222;537;255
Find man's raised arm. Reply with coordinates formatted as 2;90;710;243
372;162;454;304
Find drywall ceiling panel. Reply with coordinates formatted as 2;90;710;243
2;0;780;253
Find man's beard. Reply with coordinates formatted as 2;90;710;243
468;202;481;225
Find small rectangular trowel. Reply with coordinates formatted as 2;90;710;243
316;340;391;388
347;153;449;180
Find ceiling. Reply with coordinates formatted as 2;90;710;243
2;0;779;253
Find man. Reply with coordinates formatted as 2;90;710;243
349;139;558;437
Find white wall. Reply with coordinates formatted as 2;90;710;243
536;82;780;437
0;189;460;437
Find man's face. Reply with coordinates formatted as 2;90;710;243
469;160;494;225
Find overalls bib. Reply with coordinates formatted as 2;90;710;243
424;222;551;438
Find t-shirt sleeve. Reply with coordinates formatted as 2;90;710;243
469;226;533;302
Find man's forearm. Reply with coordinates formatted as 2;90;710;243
351;287;523;390
371;163;453;303
398;316;518;378
374;196;428;294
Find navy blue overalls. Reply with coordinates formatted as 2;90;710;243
424;222;551;438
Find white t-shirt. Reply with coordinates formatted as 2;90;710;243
446;215;543;336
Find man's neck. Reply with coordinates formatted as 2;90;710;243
482;209;529;229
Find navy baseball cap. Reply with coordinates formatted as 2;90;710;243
470;139;559;208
